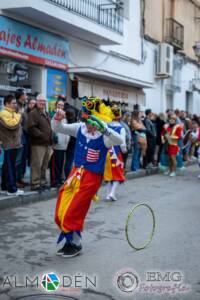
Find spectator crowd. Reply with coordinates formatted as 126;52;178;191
0;91;200;196
0;91;77;196
129;108;200;176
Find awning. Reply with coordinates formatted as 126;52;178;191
68;67;154;89
75;75;146;109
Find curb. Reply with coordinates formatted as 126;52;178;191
0;161;195;211
0;189;58;211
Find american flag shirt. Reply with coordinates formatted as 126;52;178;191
86;148;100;162
74;125;108;174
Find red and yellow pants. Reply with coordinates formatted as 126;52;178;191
104;151;125;182
55;166;102;233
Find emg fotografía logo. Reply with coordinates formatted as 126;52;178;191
117;270;139;293
116;270;191;295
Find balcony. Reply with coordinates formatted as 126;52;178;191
45;0;124;35
0;0;124;45
165;18;184;50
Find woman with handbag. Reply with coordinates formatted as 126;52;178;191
130;111;147;171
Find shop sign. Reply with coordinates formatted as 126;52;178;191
47;68;67;115
103;88;129;100
0;16;68;70
0;84;31;93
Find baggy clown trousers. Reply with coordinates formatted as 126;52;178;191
55;166;102;235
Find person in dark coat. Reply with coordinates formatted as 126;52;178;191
27;94;52;191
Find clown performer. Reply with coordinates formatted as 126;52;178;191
104;105;127;201
161;114;183;177
51;97;123;258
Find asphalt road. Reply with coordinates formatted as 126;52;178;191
0;165;200;300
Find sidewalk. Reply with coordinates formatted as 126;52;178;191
0;160;194;211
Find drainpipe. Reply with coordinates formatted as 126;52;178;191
162;0;165;42
161;0;166;112
160;78;166;113
171;0;175;18
140;0;147;63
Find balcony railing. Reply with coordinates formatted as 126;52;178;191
44;0;124;35
165;18;184;50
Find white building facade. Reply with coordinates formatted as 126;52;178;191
144;40;200;114
0;0;154;113
0;0;199;114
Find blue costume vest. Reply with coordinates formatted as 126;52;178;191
74;127;108;174
108;124;122;156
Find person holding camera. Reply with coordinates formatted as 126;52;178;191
50;100;70;188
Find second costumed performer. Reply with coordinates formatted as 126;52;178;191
51;97;124;258
104;105;127;201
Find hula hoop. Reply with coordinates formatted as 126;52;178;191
125;203;156;250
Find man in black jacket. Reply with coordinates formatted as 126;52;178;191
143;109;157;168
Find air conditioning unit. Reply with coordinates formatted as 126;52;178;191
191;78;200;91
156;43;174;78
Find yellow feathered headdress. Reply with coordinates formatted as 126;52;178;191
81;96;114;123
